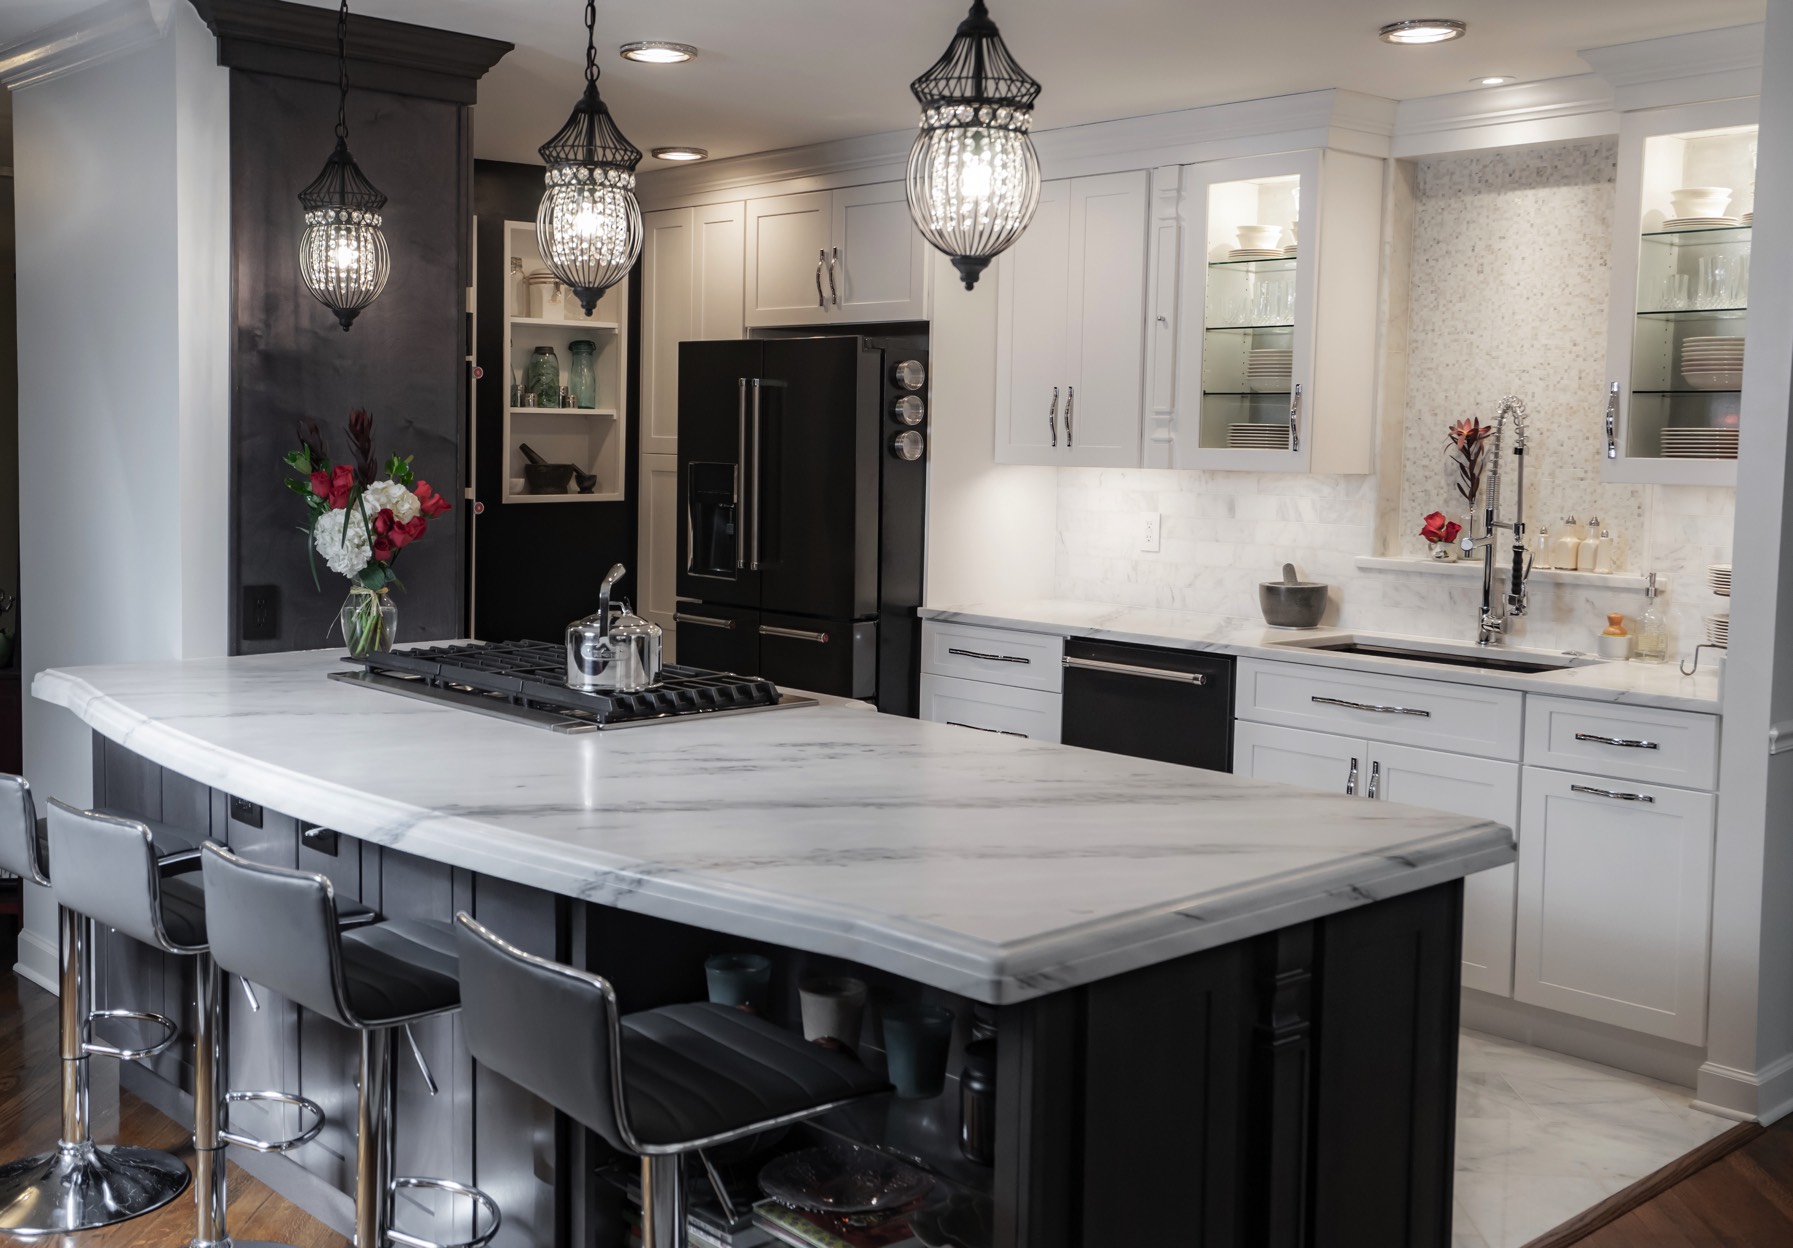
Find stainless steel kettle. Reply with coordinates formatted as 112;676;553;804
565;564;663;693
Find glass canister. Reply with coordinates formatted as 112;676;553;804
568;340;597;409
527;346;561;409
508;257;526;315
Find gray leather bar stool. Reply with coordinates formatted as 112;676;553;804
47;801;335;1248
0;778;191;1234
200;844;500;1248
453;913;891;1248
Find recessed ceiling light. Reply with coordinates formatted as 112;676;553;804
620;41;697;64
1474;74;1516;85
652;146;709;162
1378;19;1467;44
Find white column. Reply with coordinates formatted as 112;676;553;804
8;0;229;991
1698;0;1793;1123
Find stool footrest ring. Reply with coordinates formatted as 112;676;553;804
82;1009;180;1061
387;1176;502;1248
220;1090;326;1153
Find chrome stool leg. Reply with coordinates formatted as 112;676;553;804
0;907;190;1234
640;1154;687;1248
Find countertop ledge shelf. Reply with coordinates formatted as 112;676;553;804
1354;556;1665;590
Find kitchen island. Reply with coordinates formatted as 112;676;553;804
35;648;1514;1248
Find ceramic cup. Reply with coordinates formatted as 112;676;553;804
799;976;869;1046
1235;224;1283;250
882;1003;955;1099
705;953;773;1012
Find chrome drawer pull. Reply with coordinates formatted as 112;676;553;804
1310;695;1431;718
762;625;830;643
1345;757;1359;796
1366;760;1381;800
946;721;1027;738
948;647;1030;665
1571;784;1655;804
1063;656;1207;685
674;612;737;630
1575;732;1660;750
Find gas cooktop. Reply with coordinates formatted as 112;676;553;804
331;640;816;732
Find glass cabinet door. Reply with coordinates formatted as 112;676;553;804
1607;102;1756;484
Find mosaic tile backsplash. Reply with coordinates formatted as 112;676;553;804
1056;138;1736;657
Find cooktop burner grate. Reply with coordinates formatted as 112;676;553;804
337;639;794;729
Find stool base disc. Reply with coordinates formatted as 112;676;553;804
0;1142;191;1234
187;1239;307;1248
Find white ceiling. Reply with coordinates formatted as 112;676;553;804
3;0;1771;165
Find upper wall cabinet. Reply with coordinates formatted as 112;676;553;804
1604;99;1757;486
744;184;930;327
641;204;746;456
994;171;1150;467
1171;149;1382;473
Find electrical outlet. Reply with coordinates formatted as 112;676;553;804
242;584;280;642
1140;512;1162;553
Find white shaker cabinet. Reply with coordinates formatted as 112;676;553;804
640;203;745;456
1513;767;1715;1044
1232;720;1362;795
745;185;929;327
995;170;1149;467
636;453;681;657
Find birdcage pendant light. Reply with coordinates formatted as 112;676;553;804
905;0;1043;291
297;0;390;331
536;0;643;314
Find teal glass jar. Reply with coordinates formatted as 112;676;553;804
568;340;597;410
527;346;560;408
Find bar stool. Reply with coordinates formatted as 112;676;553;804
47;801;336;1248
453;913;891;1248
0;778;191;1234
199;843;500;1248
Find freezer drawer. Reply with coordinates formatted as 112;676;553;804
673;603;760;676
760;613;876;700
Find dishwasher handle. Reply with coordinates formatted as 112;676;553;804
1063;655;1207;685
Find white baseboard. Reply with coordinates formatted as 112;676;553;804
1695;1050;1793;1124
13;928;59;995
1461;989;1707;1088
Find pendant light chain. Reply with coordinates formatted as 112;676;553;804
334;0;350;142
584;0;598;88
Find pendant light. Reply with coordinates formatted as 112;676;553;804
905;0;1043;291
536;0;643;314
297;0;390;331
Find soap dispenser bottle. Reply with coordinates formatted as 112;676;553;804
1576;516;1602;572
1593;523;1616;574
1551;517;1582;571
1633;572;1668;663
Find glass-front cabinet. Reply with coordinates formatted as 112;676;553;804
1606;100;1757;485
1172;149;1381;472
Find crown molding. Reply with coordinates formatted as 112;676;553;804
1581;23;1763;112
188;0;511;106
1392;75;1618;158
0;0;170;91
639;128;912;210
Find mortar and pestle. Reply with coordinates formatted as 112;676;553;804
519;443;578;494
1259;563;1328;629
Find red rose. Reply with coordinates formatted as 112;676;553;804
372;507;395;536
310;469;332;500
400;516;428;542
1443;519;1463;544
372;534;394;563
1420;511;1451;544
414;480;451;518
328;464;355;510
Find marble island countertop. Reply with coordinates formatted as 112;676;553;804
35;648;1513;1005
920;600;1723;712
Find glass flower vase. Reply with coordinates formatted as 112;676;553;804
340;589;397;657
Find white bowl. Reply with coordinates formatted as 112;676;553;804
1671;186;1733;218
1235;224;1283;250
1684;370;1744;390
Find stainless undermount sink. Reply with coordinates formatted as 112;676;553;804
1266;633;1601;676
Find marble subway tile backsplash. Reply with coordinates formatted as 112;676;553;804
1054;138;1735;658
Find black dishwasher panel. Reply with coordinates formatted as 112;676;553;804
1060;639;1234;772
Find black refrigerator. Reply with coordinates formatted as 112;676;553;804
675;334;928;715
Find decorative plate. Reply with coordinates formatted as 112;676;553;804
758;1143;931;1215
912;1192;995;1248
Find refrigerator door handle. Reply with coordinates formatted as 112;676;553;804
749;379;765;571
735;379;748;570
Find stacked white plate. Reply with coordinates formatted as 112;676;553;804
1744;212;1755;226
1662;217;1741;231
1660;428;1741;458
1228;423;1291;450
1707;563;1732;597
1247;348;1293;388
1282;245;1298;256
1228;248;1285;260
1681;335;1745;390
1706;614;1730;647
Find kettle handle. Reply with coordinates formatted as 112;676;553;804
597;564;626;635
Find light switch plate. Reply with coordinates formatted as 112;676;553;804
1140;512;1162;553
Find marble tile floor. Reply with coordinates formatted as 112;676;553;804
1452;1029;1734;1247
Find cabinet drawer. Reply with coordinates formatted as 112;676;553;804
921;622;1064;693
920;674;1062;743
1236;658;1523;760
1524;696;1719;790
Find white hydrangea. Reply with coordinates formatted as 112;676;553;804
362;479;420;523
313;504;372;578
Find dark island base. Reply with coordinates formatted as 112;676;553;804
88;739;1462;1248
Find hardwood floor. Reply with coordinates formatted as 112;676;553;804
0;970;347;1248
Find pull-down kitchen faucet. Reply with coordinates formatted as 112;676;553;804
1460;396;1531;646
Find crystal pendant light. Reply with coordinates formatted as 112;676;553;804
297;0;389;331
905;0;1043;291
537;0;643;314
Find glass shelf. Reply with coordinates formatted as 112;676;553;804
1636;307;1748;320
1208;255;1298;271
1634;388;1742;396
1204;389;1292;397
1206;322;1295;333
1641;225;1752;242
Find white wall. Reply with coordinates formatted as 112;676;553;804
12;2;229;988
